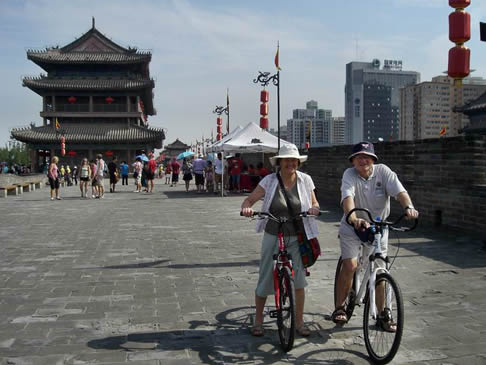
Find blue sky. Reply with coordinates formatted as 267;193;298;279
1;0;486;148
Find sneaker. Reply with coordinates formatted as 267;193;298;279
133;190;140;193
50;197;54;201
92;195;96;198
56;197;62;200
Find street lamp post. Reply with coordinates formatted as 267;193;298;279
253;70;280;151
213;104;229;137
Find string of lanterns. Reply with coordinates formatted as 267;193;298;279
447;0;471;87
260;89;269;130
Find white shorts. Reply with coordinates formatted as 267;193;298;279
339;228;389;260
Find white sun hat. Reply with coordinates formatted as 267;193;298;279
269;144;308;166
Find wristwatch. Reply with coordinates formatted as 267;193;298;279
405;205;415;211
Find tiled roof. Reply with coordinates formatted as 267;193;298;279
23;77;154;91
27;50;151;64
11;123;165;145
457;90;486;114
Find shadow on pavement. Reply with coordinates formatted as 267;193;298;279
99;259;259;270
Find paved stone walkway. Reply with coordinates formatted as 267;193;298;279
0;179;485;364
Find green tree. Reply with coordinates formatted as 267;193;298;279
0;140;30;166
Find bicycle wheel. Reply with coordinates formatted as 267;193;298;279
363;272;404;364
277;266;296;352
333;257;357;320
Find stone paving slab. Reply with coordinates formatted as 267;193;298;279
0;179;485;364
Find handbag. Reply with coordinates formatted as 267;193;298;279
276;172;321;269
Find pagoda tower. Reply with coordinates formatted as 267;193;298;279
11;19;165;170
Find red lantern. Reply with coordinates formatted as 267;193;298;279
260;103;268;116
449;0;470;8
305;142;310;149
60;136;66;156
217;133;222;141
105;96;114;104
67;96;76;103
449;11;471;43
260;117;269;130
105;151;114;157
67;151;77;157
217;117;223;126
448;45;470;79
260;90;269;103
217;125;222;133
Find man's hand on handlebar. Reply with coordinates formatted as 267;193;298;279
307;206;320;216
351;217;370;231
405;207;419;220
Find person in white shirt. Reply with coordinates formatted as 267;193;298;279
333;141;419;331
241;144;320;337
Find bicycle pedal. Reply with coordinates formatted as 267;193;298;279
269;310;279;318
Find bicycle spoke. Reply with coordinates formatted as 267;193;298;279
277;267;295;352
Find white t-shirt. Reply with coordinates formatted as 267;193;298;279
97;159;105;177
339;164;406;238
214;159;225;174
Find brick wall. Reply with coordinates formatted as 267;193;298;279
302;135;486;235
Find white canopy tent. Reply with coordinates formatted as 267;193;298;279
221;122;295;153
207;125;243;153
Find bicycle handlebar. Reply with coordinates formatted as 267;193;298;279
346;207;418;232
240;210;320;223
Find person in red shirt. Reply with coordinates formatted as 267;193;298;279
170;157;181;187
257;162;270;179
146;152;157;193
230;154;243;193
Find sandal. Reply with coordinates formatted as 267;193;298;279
377;309;397;333
250;324;264;337
331;306;348;324
296;323;311;337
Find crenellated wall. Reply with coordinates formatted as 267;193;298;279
301;135;486;235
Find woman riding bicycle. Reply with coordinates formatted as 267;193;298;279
333;142;419;328
241;144;320;337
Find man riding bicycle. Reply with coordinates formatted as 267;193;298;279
333;142;419;330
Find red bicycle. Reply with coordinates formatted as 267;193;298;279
242;210;314;352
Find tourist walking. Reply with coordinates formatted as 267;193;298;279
108;157;119;193
214;153;225;194
132;157;143;193
164;163;172;185
90;159;98;198
79;158;91;198
146;152;157;193
96;154;106;198
120;161;129;185
48;156;61;200
181;158;193;192
240;144;320;337
205;160;214;193
192;155;207;193
72;165;78;186
170;157;180;187
230;153;243;193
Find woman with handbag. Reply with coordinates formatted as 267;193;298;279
241;144;320;337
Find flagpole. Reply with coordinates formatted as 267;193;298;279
277;70;280;152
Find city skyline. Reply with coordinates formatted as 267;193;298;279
1;0;486;149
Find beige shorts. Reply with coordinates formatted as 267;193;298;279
96;176;104;187
215;173;222;183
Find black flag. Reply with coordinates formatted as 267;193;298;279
480;22;486;42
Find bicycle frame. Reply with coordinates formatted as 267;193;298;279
353;229;389;320
272;231;294;311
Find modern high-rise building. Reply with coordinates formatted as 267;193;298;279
345;59;420;144
286;101;332;148
331;117;346;145
400;75;486;140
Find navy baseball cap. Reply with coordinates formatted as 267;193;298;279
348;142;378;162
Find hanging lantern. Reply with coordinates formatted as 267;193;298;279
67;96;76;103
449;0;470;8
260;117;269;130
60;136;66;156
105;96;114;104
447;0;471;87
105;151;114;157
448;45;470;79
305;142;310;149
217;125;222;133
260;90;269;103
217;116;223;126
260;103;269;116
217;133;222;141
67;151;77;157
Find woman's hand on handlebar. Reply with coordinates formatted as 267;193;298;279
241;207;254;217
307;206;320;216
